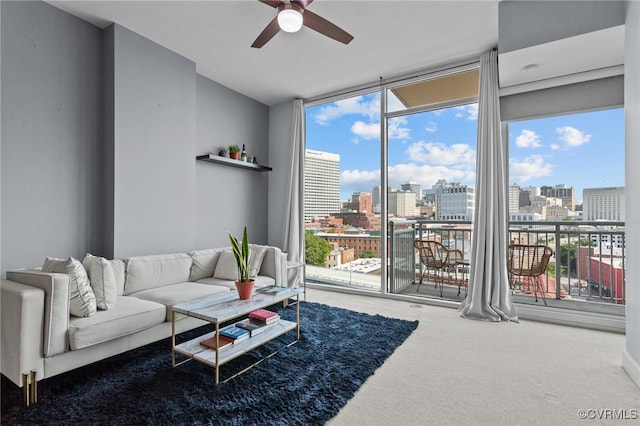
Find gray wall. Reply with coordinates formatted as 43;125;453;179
1;1;104;271
1;1;271;274
106;24;197;258
195;75;269;249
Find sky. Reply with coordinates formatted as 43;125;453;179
305;92;624;204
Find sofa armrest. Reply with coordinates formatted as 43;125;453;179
1;279;46;387
259;246;288;286
6;270;70;357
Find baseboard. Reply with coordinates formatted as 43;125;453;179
515;304;626;333
622;350;640;389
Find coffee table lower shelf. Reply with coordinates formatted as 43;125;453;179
174;319;297;369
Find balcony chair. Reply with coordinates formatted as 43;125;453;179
507;244;553;306
414;240;465;297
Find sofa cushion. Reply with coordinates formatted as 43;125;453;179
196;275;275;290
189;248;222;281
68;296;166;350
130;282;230;321
110;259;126;296
249;245;269;278
82;254;117;310
212;251;239;281
124;253;192;295
42;257;97;318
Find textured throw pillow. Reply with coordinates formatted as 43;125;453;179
189;248;221;281
42;257;97;317
248;244;268;278
82;254;117;310
213;251;240;281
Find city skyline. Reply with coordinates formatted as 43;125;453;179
305;93;624;204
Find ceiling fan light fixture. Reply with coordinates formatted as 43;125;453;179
277;5;303;33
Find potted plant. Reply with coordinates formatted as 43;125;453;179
228;226;254;299
228;145;240;160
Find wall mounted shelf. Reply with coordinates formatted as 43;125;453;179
196;154;272;172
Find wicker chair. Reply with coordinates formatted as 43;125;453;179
508;244;553;306
415;240;464;296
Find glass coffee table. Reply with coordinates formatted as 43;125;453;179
171;287;302;384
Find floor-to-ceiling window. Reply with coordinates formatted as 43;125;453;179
303;65;480;296
506;107;625;311
385;67;479;298
304;91;383;291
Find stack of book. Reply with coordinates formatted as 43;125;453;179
258;285;289;294
236;317;276;337
200;322;251;351
200;334;234;351
219;324;250;343
248;308;280;325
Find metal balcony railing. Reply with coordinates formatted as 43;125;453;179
307;219;626;313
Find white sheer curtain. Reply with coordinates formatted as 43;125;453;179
459;50;518;322
283;99;305;285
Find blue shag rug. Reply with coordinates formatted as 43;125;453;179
1;301;418;425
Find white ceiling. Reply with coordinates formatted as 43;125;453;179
45;1;624;107
47;0;499;106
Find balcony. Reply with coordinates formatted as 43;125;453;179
306;219;626;328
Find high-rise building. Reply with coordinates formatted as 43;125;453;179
583;187;625;221
371;186;381;214
434;181;474;221
508;185;521;213
541;184;577;210
401;181;422;203
388;190;417;218
351;192;372;214
304;149;340;223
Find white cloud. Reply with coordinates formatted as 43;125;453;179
341;169;380;192
406;141;476;166
313;96;379;125
388;163;474;189
550;143;560;151
509;155;553;183
425;122;437;133
556;126;591;147
389;116;410;140
454;104;478;120
351;121;379;140
515;129;542;148
349;117;410;141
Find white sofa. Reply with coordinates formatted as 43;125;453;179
0;245;288;391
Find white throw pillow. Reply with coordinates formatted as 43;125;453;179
213;251;240;281
42;257;97;317
249;245;268;278
82;253;117;310
189;248;221;281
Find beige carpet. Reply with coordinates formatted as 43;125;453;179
303;288;640;426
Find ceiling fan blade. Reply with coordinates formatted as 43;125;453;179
251;17;281;48
302;9;354;45
292;0;314;8
258;0;284;8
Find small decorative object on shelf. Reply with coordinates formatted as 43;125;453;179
228;145;240;160
218;149;228;158
252;156;258;164
240;144;248;162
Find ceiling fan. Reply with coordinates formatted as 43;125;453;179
251;0;354;48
